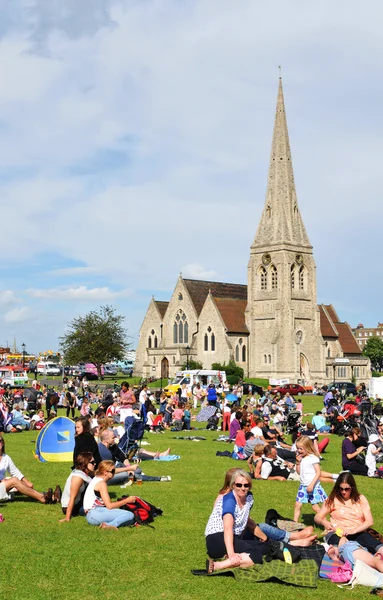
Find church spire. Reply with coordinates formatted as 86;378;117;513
252;78;311;249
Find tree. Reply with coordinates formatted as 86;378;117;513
212;359;244;384
363;336;383;372
59;305;128;376
180;359;203;370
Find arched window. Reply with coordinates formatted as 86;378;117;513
264;354;267;364
268;354;271;364
204;334;208;351
153;356;156;365
299;266;305;290
174;310;188;344
211;333;215;351
327;348;331;358
291;264;296;289
148;336;152;348
235;345;239;361
242;345;246;362
172;356;176;364
270;265;278;290
260;266;267;290
154;336;158;348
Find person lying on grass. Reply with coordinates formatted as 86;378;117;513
83;460;136;530
0;434;61;504
205;468;316;573
60;452;96;522
327;537;383;574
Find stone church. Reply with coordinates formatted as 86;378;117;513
135;79;370;385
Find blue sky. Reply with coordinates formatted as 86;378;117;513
0;0;382;354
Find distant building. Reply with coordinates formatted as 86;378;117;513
135;79;370;385
352;323;383;350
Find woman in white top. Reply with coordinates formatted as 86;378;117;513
0;434;60;504
60;452;95;522
83;460;136;530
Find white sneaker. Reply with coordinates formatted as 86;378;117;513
160;476;171;482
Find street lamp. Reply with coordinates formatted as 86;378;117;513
186;345;190;370
21;343;26;369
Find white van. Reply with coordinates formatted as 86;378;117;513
0;368;29;387
37;362;61;376
164;369;226;397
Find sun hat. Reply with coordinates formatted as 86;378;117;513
368;434;380;444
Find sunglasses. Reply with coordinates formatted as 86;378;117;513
109;469;116;475
234;483;250;489
89;460;96;466
339;486;352;492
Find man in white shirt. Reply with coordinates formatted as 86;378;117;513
139;385;148;405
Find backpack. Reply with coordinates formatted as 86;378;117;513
119;496;163;526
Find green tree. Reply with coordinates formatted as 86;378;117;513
363;336;383;372
212;359;244;384
59;305;128;376
180;359;203;370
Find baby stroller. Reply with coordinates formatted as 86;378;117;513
286;410;301;434
118;416;145;461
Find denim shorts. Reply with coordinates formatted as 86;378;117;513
339;541;366;567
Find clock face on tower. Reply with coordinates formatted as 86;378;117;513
295;254;303;265
262;253;271;266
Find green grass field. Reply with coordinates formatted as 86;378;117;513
1;395;382;599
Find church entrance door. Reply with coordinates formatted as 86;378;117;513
299;353;311;384
161;357;169;379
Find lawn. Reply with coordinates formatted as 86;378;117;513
1;395;382;600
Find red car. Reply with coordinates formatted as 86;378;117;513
270;383;306;396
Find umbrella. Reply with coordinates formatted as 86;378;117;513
196;405;217;422
224;393;238;403
23;387;38;402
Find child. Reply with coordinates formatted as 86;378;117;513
247;445;264;479
293;436;338;522
183;404;191;430
366;433;380;477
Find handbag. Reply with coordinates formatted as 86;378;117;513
338;559;383;589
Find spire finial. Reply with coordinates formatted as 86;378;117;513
278;65;282;78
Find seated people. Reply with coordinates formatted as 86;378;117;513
0;434;61;504
83;460;136;529
30;409;46;430
258;444;300;481
311;411;332;433
11;405;30;430
244;431;264;459
60;452;96;521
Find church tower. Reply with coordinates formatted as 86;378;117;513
246;78;325;383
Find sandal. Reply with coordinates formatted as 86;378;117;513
206;559;214;574
53;485;62;504
370;589;383;597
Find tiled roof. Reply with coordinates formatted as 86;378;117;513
154;301;169;319
321;304;362;355
319;305;338;338
183;279;247;316
213;298;249;334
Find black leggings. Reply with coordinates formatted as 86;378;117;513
66;406;75;419
328;530;382;554
206;532;269;565
345;462;368;476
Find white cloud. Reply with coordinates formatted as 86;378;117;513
181;264;218;280
26;286;132;300
4;307;30;323
0;290;19;306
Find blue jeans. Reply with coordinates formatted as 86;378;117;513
318;425;331;433
86;507;134;527
258;523;290;543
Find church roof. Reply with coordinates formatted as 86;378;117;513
252;78;312;250
213;297;249;334
321;304;362;355
183;278;247;316
154;301;169;318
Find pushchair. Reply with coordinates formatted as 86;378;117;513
118;416;145;461
285;410;301;434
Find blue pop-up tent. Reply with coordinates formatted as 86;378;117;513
35;416;75;462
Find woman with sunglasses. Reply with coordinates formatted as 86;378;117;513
314;472;383;558
59;452;96;522
83;460;136;530
205;469;270;572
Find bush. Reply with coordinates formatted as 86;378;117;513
180;360;203;370
212;359;244;384
372;371;383;378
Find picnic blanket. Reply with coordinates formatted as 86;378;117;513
153;455;180;461
193;559;318;588
172;436;207;441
